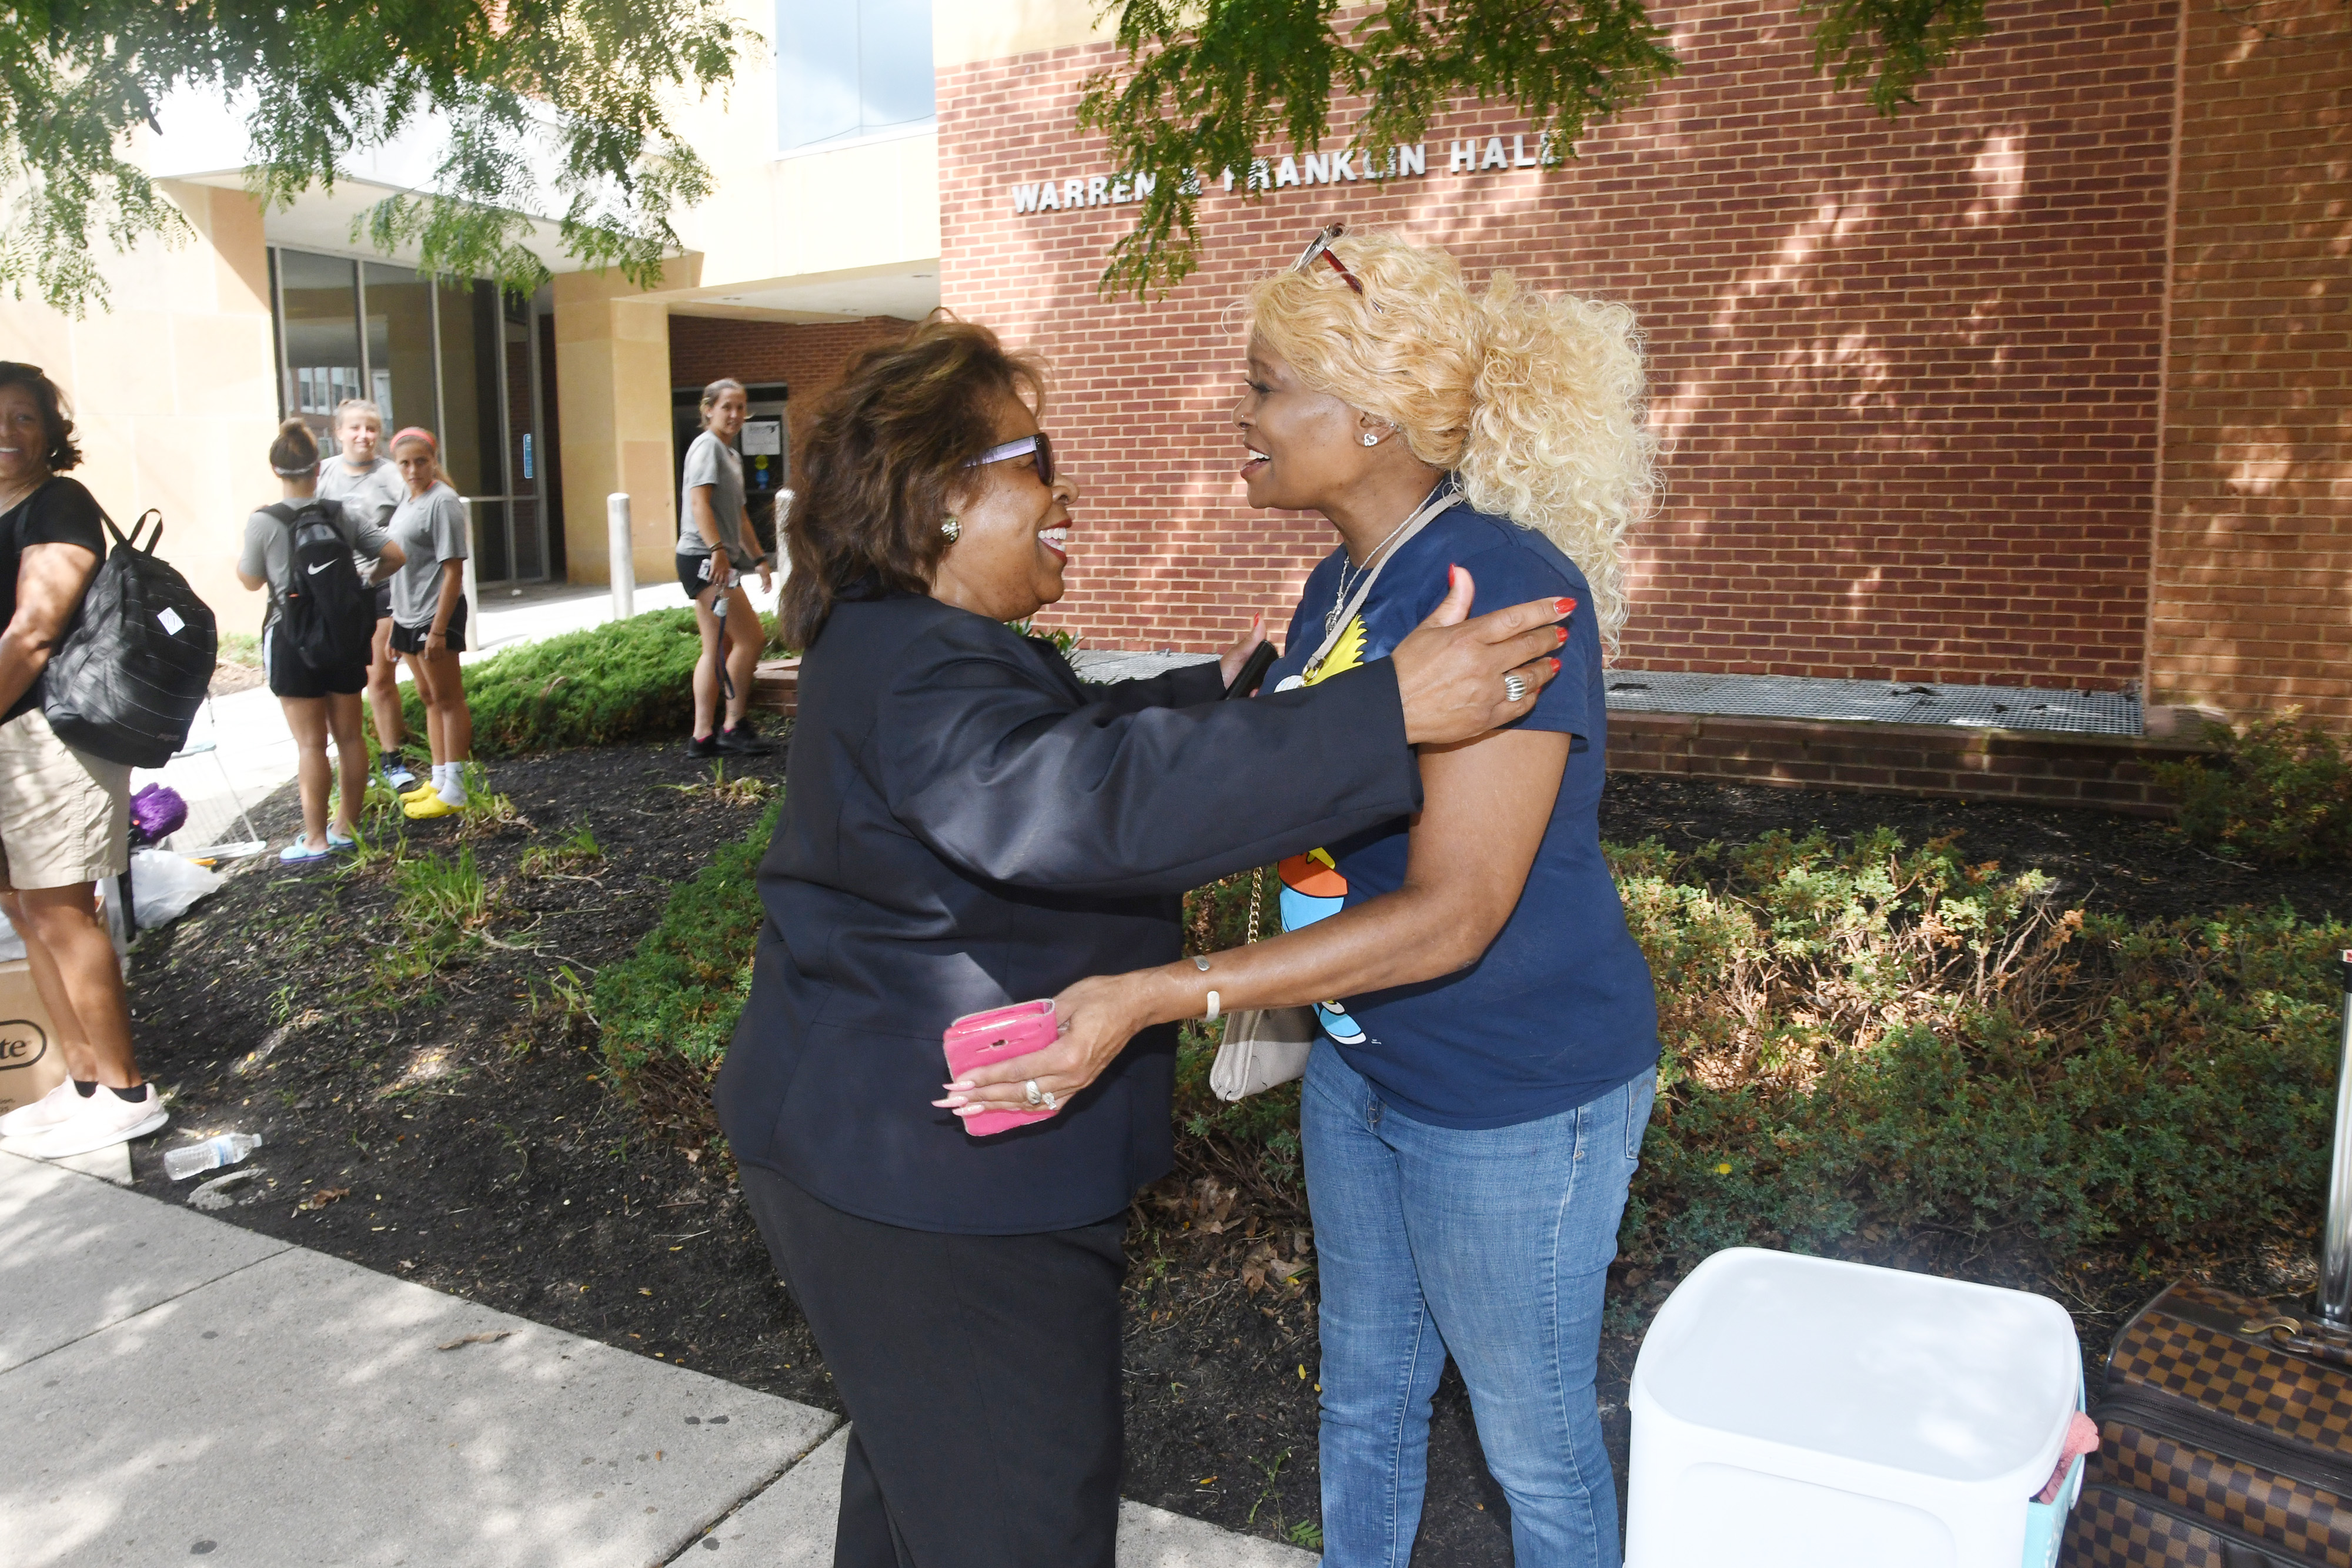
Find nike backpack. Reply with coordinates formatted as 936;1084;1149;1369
43;509;218;768
264;500;374;673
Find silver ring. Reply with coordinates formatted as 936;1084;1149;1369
1503;672;1529;703
1040;1089;1058;1111
1024;1079;1041;1107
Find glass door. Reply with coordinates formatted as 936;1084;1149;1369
270;248;553;585
360;263;437;439
274;252;363;453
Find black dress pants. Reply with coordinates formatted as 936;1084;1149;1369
739;1164;1128;1568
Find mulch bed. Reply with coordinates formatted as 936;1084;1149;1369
208;659;268;697
119;750;2352;1565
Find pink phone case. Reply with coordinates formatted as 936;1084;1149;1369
942;999;1061;1137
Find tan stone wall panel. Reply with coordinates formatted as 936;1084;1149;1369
0;183;279;637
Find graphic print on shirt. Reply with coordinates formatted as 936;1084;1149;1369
1273;615;1369;1046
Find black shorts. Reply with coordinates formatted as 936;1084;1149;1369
264;625;367;699
678;551;740;598
389;596;469;656
372;583;392;621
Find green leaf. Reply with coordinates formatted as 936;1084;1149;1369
1;0;751;313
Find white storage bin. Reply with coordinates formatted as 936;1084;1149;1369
1626;1248;2082;1568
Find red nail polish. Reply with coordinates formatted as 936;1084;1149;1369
1555;597;1576;615
1548;657;1562;674
1555;627;1568;646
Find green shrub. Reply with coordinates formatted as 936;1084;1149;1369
402;608;784;757
596;815;2349;1295
2153;710;2352;866
1612;830;2347;1278
594;800;778;1081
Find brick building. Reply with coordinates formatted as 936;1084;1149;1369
937;0;2348;731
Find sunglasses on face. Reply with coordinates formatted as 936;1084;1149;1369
964;432;1057;487
1292;224;1383;313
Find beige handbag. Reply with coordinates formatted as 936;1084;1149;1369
1208;867;1321;1102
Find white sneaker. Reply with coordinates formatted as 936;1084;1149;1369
27;1083;168;1158
0;1079;88;1139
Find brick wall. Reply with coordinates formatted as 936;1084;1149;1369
2143;0;2352;731
1610;711;2204;813
938;0;2179;686
667;314;915;449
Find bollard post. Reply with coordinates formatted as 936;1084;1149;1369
456;497;479;653
2321;948;2352;1326
607;493;636;622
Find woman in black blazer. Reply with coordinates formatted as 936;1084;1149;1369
714;315;1569;1568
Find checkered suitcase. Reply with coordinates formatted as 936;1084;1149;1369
2060;1282;2352;1566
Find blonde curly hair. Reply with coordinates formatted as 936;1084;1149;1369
1246;231;1655;648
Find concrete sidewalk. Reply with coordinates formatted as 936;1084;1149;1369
0;1150;1315;1567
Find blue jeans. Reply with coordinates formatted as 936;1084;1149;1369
1302;1039;1655;1568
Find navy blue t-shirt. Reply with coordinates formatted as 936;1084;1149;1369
1262;500;1659;1129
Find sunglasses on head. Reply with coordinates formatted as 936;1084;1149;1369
964;432;1057;486
1292;224;1383;313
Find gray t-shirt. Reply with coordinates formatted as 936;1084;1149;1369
237;499;390;629
318;456;407;583
386;483;470;629
677;430;756;568
315;457;404;531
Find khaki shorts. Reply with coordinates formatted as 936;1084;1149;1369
0;708;131;891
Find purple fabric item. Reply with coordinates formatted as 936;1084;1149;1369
129;783;187;847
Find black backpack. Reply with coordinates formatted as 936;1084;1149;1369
263;500;373;672
44;509;218;769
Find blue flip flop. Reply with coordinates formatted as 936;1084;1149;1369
279;840;334;863
327;830;356;849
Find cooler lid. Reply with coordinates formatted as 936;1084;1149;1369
1636;1248;2080;1486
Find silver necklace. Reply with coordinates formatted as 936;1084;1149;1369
0;473;48;517
1324;480;1453;641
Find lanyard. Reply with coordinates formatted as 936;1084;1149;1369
1302;482;1461;678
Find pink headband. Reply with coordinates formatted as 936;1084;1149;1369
390;427;437;456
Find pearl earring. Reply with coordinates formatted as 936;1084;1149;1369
941;515;960;540
1361;432;1380;447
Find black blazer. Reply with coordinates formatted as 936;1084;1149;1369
714;590;1424;1233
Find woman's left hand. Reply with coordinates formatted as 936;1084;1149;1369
1218;611;1268;690
935;973;1155;1120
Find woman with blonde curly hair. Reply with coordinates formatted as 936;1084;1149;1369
956;227;1661;1566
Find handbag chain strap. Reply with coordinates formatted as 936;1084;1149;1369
1245;866;1264;947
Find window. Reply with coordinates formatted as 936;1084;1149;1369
775;0;934;153
275;251;362;448
268;246;554;583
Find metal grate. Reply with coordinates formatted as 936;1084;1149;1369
1601;671;2142;737
1065;651;2144;737
1067;648;1218;684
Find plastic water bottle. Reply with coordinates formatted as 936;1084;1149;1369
164;1133;262;1181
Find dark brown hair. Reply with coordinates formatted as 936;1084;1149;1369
0;362;82;472
779;313;1045;648
269;417;320;476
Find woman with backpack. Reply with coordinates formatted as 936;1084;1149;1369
383;427;475;820
236;418;404;862
0;361;167;1157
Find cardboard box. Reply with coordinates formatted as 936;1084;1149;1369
0;958;64;1116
